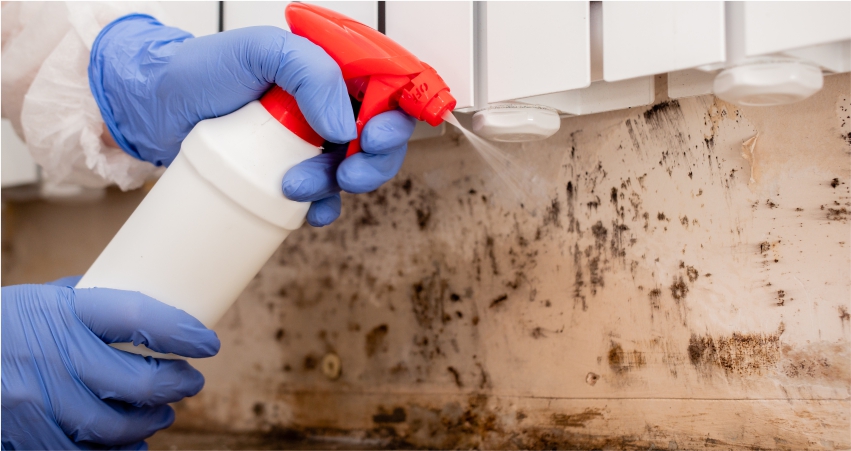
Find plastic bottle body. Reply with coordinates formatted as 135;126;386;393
76;101;320;357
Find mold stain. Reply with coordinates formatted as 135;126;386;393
687;327;783;376
489;294;508;308
573;243;587;311
543;197;561;227
608;342;646;374
447;366;463;388
365;324;389;357
685;266;699;283
670;276;689;301
550;409;603;428
648;288;662;310
827;207;848;221
373;407;407;424
411;273;447;329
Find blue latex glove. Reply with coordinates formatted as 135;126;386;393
1;277;220;450
283;109;417;227
89;14;415;228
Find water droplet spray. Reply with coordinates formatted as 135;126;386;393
442;111;548;208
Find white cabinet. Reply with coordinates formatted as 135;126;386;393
603;2;726;82
159;1;219;37
224;1;377;32
486;2;589;103
386;2;475;110
518;77;654;116
743;2;851;57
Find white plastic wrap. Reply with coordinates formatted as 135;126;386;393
1;2;168;190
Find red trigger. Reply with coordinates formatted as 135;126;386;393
346;75;410;157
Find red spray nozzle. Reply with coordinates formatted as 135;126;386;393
284;3;457;156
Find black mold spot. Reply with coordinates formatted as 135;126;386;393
303;355;318;370
411;272;449;329
643;100;680;123
573;244;587;311
485;236;499;276
670;277;688;301
489;294;508;308
648;288;662;309
657;212;667;221
591;221;608;247
416;207;431;230
776;290;786;306
827;208;848;220
373;407;407;424
275;328;285;341
401;179;412;195
253;402;265;417
831;178;840;188
365;324;389;357
544;198;561;227
447;366;463;387
450;293;461;302
685;266;699;282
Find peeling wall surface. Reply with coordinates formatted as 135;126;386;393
3;75;850;449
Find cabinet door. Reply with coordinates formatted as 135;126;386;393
603;1;725;82
224;1;377;31
159;1;219;37
486;1;589;103
386;2;475;110
744;2;851;56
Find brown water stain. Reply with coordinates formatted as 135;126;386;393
608;342;646;374
550;409;603;428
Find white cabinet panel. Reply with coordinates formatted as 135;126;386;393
603;2;725;82
486;2;589;103
744;2;851;56
517;76;654;116
783;41;851;74
160;2;219;37
224;2;288;30
224;2;377;32
386;2;475;110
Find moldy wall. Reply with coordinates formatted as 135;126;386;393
3;74;849;450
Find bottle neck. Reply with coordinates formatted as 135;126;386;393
260;87;324;147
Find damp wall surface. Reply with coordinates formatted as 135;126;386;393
3;74;850;449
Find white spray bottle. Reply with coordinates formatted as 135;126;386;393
76;88;323;357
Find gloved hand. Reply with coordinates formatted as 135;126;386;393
282;109;417;226
89;14;416;228
1;277;220;450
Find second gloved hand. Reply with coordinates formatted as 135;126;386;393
282;109;417;227
1;279;220;450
